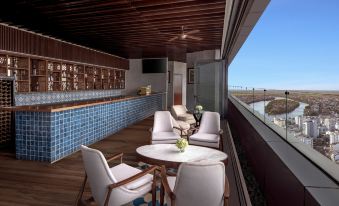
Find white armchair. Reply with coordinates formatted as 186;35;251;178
77;145;158;206
160;161;229;206
188;111;223;150
171;105;196;125
150;111;181;144
171;116;191;136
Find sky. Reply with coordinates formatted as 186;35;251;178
228;0;339;90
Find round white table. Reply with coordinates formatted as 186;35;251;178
136;144;228;168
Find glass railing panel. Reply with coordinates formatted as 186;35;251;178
228;86;339;182
286;91;339;180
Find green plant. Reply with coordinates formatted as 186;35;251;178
176;138;188;152
195;104;203;111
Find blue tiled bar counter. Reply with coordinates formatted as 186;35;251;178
8;93;164;162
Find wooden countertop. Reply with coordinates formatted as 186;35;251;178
0;92;164;112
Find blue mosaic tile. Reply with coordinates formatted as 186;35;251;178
15;89;123;106
15;94;164;162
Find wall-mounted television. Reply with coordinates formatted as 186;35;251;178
142;58;167;73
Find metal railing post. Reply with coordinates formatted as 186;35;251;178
285;90;289;139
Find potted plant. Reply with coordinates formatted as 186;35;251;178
176;138;188;152
194;104;203;114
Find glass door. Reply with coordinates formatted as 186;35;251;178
194;60;225;115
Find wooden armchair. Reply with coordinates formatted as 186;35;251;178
160;161;230;206
149;111;181;144
188;111;224;151
77;145;158;206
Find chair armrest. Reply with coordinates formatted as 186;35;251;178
108;165;159;189
104;165;158;206
106;153;123;164
173;126;183;131
173;126;184;136
189;127;198;134
160;166;176;200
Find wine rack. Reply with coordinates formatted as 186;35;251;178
93;67;102;90
85;66;94;90
8;56;30;92
47;61;61;91
60;63;73;91
114;70;125;89
0;52;127;93
0;55;7;76
0;78;14;146
108;69;115;89
76;65;85;90
31;59;47;92
102;68;109;89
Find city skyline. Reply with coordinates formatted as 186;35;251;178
229;0;339;90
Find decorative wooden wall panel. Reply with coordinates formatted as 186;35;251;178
0;78;14;145
0;52;126;93
0;24;129;70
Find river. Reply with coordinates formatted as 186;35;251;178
249;98;308;121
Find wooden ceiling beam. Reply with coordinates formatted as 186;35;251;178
102;38;221;45
36;1;128;12
61;14;224;30
66;21;223;34
37;0;223;17
48;4;224;20
59;12;224;28
131;0;223;8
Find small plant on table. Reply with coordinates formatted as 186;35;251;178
176;138;188;152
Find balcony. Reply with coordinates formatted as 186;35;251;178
0;117;252;205
2;0;339;205
227;88;339;205
2;90;339;205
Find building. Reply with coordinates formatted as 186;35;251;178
294;115;303;130
301;137;314;148
327;131;339;145
274;117;286;128
319;125;328;134
303;119;319;138
324;118;335;131
335;122;339;130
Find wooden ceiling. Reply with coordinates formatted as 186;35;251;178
0;0;226;60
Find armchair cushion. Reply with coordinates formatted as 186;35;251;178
161;161;227;206
110;163;153;190
172;120;191;135
189;140;220;149
177;113;195;122
171;105;188;118
152;139;178;144
189;133;219;143
176;121;190;130
152;132;180;141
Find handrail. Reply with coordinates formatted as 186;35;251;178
229;94;339;185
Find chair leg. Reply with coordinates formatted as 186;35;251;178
160;183;165;206
220;135;224;151
224;198;229;206
152;170;156;206
76;174;87;206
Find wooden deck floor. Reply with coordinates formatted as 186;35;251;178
0;117;245;206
